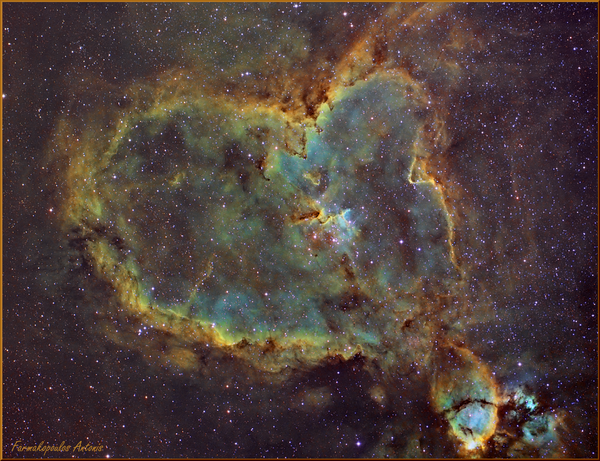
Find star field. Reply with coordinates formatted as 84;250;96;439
3;3;598;458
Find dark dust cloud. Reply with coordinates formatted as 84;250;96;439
3;2;597;458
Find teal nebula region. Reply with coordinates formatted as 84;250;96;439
99;74;457;348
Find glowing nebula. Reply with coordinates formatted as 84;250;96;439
4;2;596;458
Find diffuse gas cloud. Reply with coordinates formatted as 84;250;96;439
7;2;596;458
